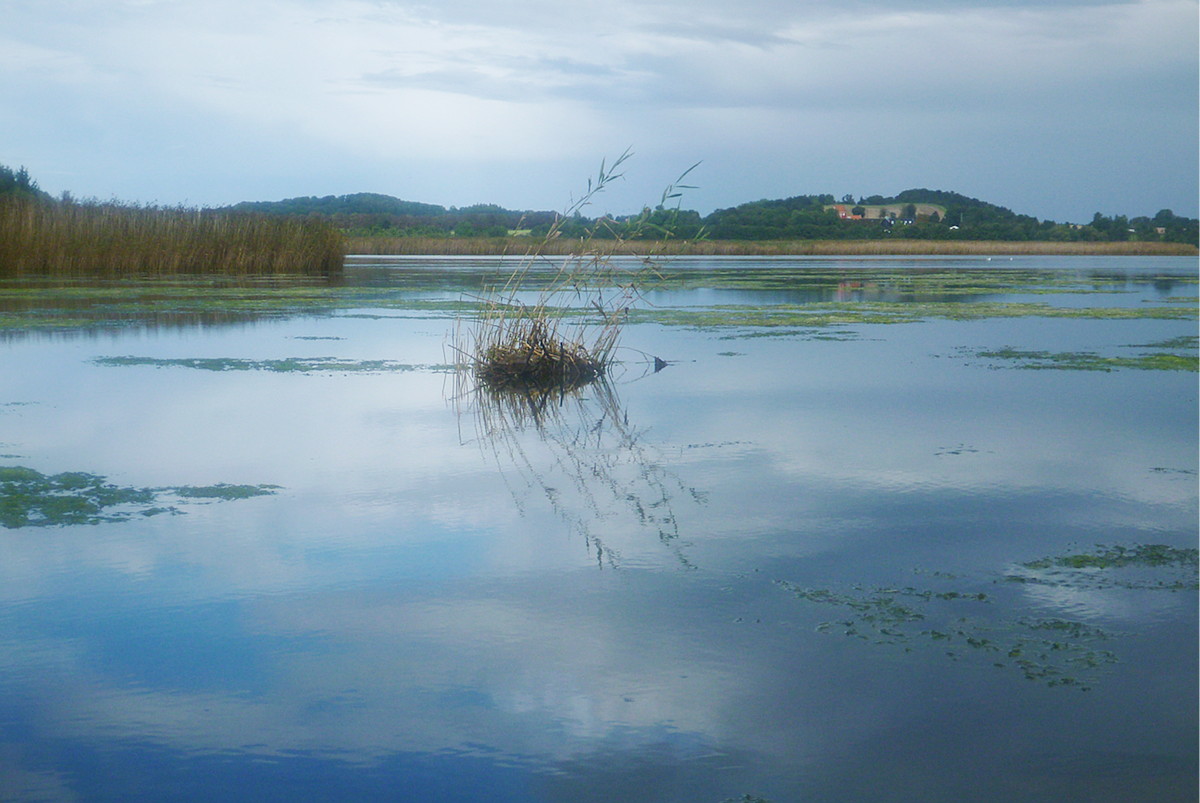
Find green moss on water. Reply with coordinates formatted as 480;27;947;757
778;542;1194;690
173;483;283;500
647;267;1141;296
973;348;1198;372
0;465;281;528
1129;335;1198;350
780;576;1119;690
627;301;1194;332
1010;544;1199;591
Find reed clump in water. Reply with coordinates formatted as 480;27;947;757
0;196;344;278
457;151;698;393
475;318;607;391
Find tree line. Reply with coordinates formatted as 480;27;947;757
4;164;1197;246
227;187;1198;246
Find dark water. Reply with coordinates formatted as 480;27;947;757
1;255;1196;801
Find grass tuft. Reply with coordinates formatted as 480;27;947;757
453;151;698;393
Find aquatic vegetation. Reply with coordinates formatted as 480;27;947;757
781;543;1195;688
1006;544;1198;591
971;347;1198;372
0;466;158;527
626;300;1194;332
92;356;451;373
451;154;711;395
777;576;1119;690
0;465;280;528
1132;335;1199;350
173;483;282;500
455;152;690;393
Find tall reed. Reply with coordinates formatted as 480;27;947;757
0;197;344;278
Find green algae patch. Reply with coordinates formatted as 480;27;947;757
0;466;158;527
778;542;1196;690
624;300;1194;333
647;266;1141;297
92;356;453;373
1007;544;1199;591
0;465;282;528
777;576;1118;690
173;483;283;500
973;347;1198;372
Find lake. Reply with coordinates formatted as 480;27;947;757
1;254;1196;802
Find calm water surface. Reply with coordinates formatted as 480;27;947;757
1;256;1196;801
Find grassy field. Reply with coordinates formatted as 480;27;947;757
0;197;344;278
345;235;1198;257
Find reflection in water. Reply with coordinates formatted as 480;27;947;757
455;372;702;570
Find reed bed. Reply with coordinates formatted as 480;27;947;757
350;235;1197;257
0;197;344;278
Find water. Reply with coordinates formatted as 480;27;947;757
1;255;1196;801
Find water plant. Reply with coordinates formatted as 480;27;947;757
1006;544;1198;591
453;152;700;393
0;465;280;527
776;577;1119;690
777;542;1197;689
971;346;1198;372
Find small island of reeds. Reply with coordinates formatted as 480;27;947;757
454;152;686;397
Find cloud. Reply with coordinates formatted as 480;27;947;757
0;0;1195;217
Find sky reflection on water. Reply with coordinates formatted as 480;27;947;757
0;256;1196;801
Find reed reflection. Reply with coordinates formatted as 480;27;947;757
457;370;701;570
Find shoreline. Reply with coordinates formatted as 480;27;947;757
344;236;1198;258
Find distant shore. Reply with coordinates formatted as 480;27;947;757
345;236;1198;258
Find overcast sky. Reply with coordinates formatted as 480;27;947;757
2;0;1196;222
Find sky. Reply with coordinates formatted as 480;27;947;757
2;0;1197;223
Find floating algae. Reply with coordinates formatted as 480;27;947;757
776;542;1198;690
1005;544;1199;591
777;577;1118;690
625;300;1195;332
0;465;280;528
971;348;1197;372
173;483;283;500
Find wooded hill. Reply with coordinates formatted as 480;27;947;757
227;187;1199;246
